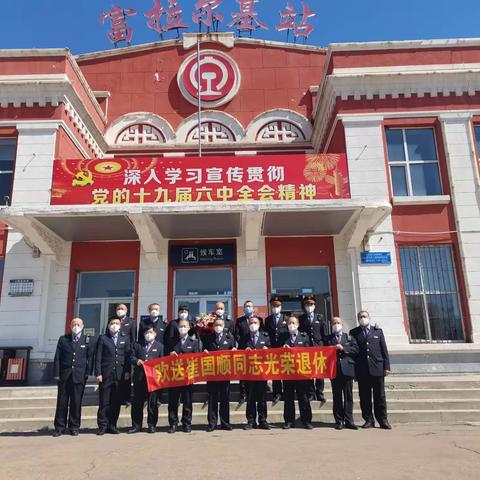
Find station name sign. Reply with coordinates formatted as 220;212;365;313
50;154;350;206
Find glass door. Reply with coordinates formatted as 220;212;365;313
173;268;233;319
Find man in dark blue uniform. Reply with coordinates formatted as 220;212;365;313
235;300;263;405
299;295;328;406
325;316;359;430
138;303;168;346
240;316;271;430
167;318;200;433
164;304;195;355
105;303;136;406
213;301;234;335
95;317;131;435
282;315;313;430
203;316;236;432
264;296;289;405
52;318;94;437
350;310;392;430
128;327;164;434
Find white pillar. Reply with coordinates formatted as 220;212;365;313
440;113;480;343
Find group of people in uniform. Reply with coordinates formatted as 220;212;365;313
52;295;392;436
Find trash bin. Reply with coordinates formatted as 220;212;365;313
0;347;32;385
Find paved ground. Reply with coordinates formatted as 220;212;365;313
0;423;479;479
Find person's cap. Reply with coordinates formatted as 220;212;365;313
270;296;283;306
303;295;316;304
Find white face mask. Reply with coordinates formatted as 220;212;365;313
216;309;224;317
332;324;343;334
150;309;160;319
144;333;155;343
214;325;223;334
178;326;189;336
71;325;82;335
116;309;126;318
109;324;121;334
249;323;259;333
288;324;298;334
305;305;315;313
359;317;370;327
271;306;281;315
179;312;188;320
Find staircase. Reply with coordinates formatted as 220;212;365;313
0;375;479;432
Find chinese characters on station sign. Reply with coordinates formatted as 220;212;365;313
170;244;236;267
100;1;316;46
50;154;350;206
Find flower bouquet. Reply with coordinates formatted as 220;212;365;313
194;312;216;336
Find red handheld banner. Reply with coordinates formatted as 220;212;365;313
143;347;337;393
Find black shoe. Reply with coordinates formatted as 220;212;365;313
147;426;156;434
259;422;271;430
70;429;79;436
52;430;64;437
128;427;141;434
380;420;392;430
168;425;177;434
97;428;107;436
243;423;254;430
335;422;344;430
318;398;327;408
282;422;293;430
124;401;132;407
362;420;375;429
345;423;359;430
308;394;316;402
206;425;216;432
272;394;282;406
107;426;120;434
183;424;192;433
221;425;233;431
303;422;314;430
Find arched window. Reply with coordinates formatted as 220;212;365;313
257;121;305;142
116;124;166;145
186;122;236;143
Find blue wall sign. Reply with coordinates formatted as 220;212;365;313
360;252;392;265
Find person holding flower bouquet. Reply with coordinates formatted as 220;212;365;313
203;316;236;432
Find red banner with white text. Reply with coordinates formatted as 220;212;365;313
50;154;350;205
143;347;337;392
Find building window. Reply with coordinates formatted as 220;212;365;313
386;128;442;196
256;121;305;143
473;125;480;153
0;138;16;206
116;124;165;145
399;246;464;342
186;122;235;143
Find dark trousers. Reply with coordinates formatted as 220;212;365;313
121;378;132;404
358;375;388;423
54;377;86;431
131;380;158;429
245;380;268;425
283;380;312;424
239;380;246;399
308;378;325;401
331;375;354;425
207;381;230;427
168;385;193;426
272;380;283;397
97;378;122;429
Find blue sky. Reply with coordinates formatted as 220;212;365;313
0;1;479;54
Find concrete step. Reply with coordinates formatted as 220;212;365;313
1;398;479;419
1;375;480;398
1;409;480;433
1;387;478;407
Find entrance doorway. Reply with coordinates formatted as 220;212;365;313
173;268;233;319
74;271;135;338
